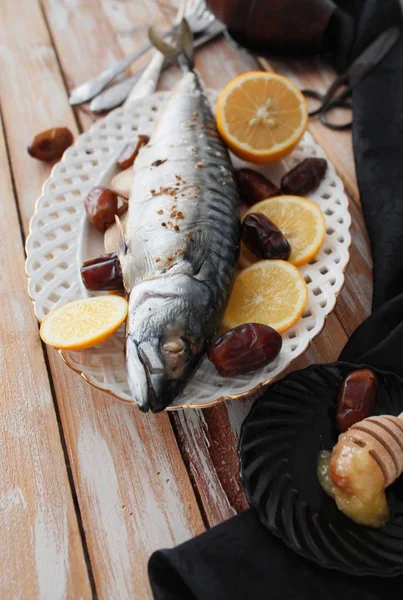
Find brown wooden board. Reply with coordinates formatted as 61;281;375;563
0;105;91;599
1;1;205;597
0;0;373;595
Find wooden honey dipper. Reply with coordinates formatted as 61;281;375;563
346;412;403;487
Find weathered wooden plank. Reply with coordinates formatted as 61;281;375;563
334;207;372;334
40;0;126;130
0;108;91;598
41;0;171;129
0;0;78;232
100;0;177;91
49;363;205;599
100;0;171;51
3;1;206;597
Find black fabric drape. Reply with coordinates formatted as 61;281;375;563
148;1;403;597
149;510;399;599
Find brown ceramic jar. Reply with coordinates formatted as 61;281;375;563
206;0;336;57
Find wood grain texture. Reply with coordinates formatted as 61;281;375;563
3;1;206;598
0;0;78;231
43;0;245;530
0;107;91;599
48;363;205;599
1;0;375;595
41;0;171;130
99;0;371;524
40;0;125;131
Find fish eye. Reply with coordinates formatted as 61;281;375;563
160;337;189;378
162;338;186;354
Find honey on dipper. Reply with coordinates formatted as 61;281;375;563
318;434;389;528
318;369;403;528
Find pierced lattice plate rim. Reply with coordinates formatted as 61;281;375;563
25;90;351;410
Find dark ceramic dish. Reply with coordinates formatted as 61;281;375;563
239;362;403;577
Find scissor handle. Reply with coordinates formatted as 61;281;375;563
301;89;325;117
320;98;353;130
302;71;353;129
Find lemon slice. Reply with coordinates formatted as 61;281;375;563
240;195;326;268
223;260;308;333
216;72;308;164
40;295;128;350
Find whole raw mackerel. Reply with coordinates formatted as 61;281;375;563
120;21;240;412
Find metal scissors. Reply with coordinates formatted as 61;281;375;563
302;26;401;130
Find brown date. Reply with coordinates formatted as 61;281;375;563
208;323;282;377
85;186;118;233
81;253;123;291
241;213;291;260
281;158;327;195
235;168;280;206
117;134;150;169
27;127;74;162
336;369;377;433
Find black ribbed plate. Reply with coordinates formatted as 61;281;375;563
239;362;403;577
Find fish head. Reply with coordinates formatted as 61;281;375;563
126;275;214;413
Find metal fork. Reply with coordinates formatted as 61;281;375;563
69;0;214;106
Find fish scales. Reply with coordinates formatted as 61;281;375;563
122;71;240;412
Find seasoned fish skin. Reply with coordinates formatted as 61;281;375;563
122;71;240;412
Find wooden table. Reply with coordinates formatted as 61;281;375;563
0;1;371;598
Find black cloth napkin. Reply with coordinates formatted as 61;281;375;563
148;1;403;597
149;510;399;599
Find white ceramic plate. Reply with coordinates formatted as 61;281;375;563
26;91;351;410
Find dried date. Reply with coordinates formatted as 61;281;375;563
241;213;291;260
27;127;74;162
85;186;118;233
281;158;327;195
336;368;377;433
235;168;280;206
81;253;123;291
208;323;282;377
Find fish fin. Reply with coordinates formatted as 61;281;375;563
126;334;149;411
179;19;194;67
115;214;127;254
148;19;193;70
183;229;209;275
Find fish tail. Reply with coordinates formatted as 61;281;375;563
148;18;193;71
